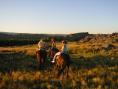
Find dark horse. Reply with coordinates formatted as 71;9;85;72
48;47;59;61
36;49;47;69
49;48;71;76
55;53;71;76
36;46;72;75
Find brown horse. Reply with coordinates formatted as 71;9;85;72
48;48;71;76
48;47;59;61
36;49;47;69
55;53;71;76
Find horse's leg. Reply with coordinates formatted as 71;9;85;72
50;51;54;61
57;64;66;77
65;64;70;77
52;64;58;77
37;54;43;70
41;57;46;70
36;52;41;69
58;60;70;77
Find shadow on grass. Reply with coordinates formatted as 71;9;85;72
0;51;118;73
1;79;63;89
0;52;118;89
0;51;39;73
72;55;118;69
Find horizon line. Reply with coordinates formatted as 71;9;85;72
0;31;117;35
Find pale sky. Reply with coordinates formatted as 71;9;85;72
0;0;118;34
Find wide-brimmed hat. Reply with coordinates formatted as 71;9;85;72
51;38;56;42
62;40;67;44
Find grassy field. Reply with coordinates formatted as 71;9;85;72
0;42;118;89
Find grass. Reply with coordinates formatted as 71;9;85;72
0;42;118;89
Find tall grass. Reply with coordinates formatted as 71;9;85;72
0;42;118;89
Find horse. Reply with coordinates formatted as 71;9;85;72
36;49;47;69
55;53;71;77
36;44;72;76
48;47;59;61
48;47;71;76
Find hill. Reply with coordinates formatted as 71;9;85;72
0;32;66;40
0;32;66;46
0;32;118;46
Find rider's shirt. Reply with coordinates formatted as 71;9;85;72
61;44;68;54
51;42;56;48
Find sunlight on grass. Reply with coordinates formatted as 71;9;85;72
0;42;118;89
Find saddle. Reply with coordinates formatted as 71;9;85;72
51;47;59;52
59;53;71;63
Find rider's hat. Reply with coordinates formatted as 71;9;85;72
40;39;44;42
51;38;56;42
62;40;67;44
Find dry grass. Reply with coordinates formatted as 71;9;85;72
0;42;118;89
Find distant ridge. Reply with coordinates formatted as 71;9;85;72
0;31;66;36
0;32;66;40
0;31;117;41
0;31;118;46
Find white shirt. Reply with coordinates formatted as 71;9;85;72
61;44;68;53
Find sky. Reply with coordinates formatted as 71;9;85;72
0;0;118;34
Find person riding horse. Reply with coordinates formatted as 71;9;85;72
51;40;69;63
48;38;59;60
51;40;71;76
51;38;56;49
38;39;45;50
36;39;71;75
36;39;47;69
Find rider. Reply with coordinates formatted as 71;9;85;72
51;40;68;63
51;38;56;49
38;39;45;51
